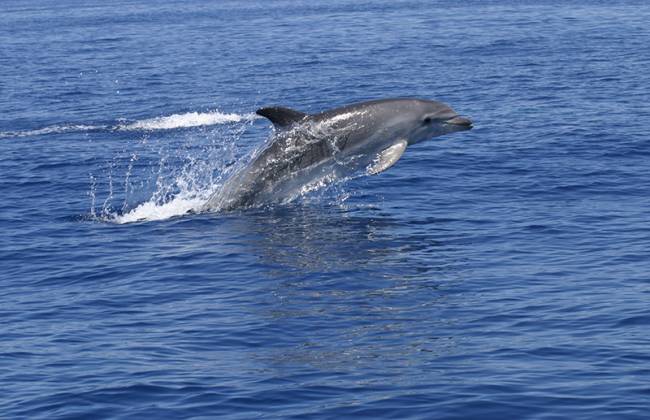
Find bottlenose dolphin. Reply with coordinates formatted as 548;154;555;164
204;98;472;211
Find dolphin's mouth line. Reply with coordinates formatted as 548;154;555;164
444;115;473;127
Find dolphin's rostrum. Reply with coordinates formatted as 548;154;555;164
204;98;472;211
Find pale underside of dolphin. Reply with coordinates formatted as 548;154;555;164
203;98;472;211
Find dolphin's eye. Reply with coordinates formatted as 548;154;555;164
423;117;433;125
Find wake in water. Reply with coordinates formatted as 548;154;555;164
0;110;255;139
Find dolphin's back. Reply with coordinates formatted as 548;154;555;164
312;98;423;122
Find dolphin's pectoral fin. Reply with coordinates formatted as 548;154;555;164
367;140;408;175
256;106;308;128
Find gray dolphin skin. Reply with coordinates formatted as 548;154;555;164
204;98;472;211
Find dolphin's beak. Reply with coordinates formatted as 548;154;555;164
445;115;473;128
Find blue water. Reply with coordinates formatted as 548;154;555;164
2;0;650;418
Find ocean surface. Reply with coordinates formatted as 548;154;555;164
2;0;650;418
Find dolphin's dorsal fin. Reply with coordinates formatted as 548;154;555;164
256;106;308;128
367;140;408;175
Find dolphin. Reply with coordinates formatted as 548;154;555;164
204;98;472;211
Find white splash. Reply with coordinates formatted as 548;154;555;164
118;111;256;131
90;107;360;224
92;110;253;224
114;195;207;224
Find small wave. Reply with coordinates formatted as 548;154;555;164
1;110;257;139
